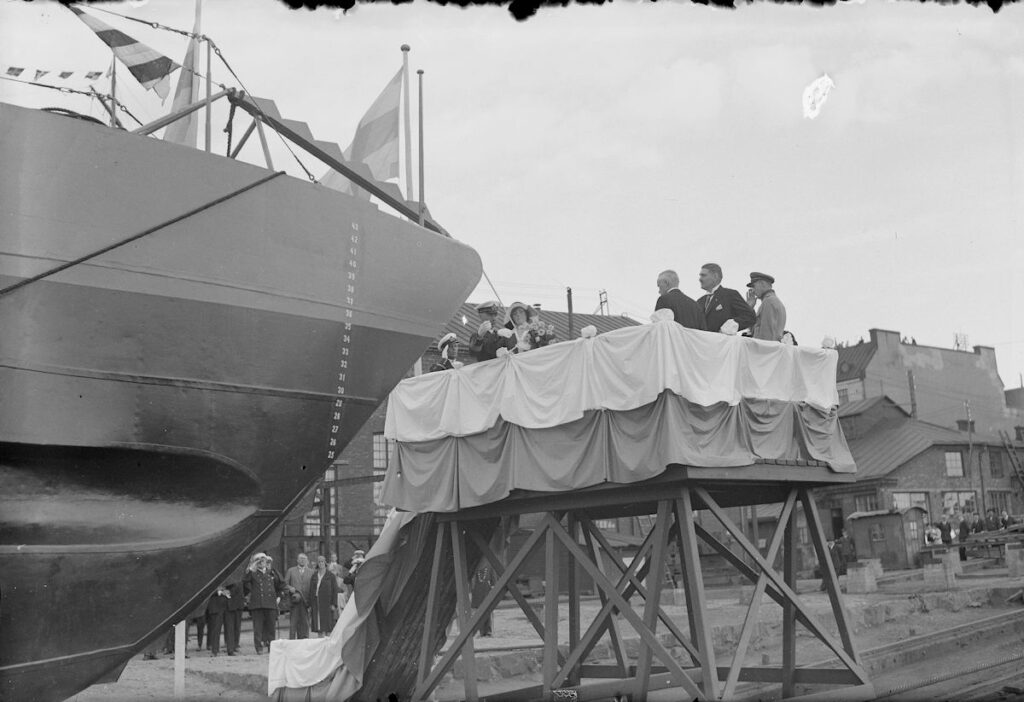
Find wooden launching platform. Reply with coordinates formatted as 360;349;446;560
408;462;873;702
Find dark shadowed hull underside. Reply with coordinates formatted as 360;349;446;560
0;103;481;702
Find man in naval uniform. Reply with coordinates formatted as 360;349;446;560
468;301;516;361
697;263;756;334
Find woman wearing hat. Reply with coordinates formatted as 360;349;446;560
504;301;555;354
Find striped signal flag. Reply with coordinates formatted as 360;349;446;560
322;67;404;199
68;4;180;99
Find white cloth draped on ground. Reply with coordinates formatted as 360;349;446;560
380;321;853;513
268;509;416;699
385;321;839;442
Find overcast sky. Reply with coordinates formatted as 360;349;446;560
3;0;1023;388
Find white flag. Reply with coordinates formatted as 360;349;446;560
802;73;835;120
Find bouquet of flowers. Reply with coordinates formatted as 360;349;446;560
525;320;556;350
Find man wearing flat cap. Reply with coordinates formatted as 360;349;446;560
468;301;516;362
745;272;786;342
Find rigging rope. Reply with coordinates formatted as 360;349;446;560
0;170;285;299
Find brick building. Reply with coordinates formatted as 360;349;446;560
836;328;1023;437
274;303;640;567
813;395;1023;544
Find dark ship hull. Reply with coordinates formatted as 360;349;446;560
0;103;482;702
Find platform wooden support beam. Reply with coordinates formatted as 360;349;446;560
722;489;797;699
450;522;478;701
410;475;872;702
580;523;629;676
583;517;699;665
675;488;719;699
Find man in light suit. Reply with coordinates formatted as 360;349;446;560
746;272;787;342
654;270;706;331
284;552;313;639
697;263;756;334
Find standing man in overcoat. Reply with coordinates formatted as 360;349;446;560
284;552;313;639
746;272;787;342
654;270;707;331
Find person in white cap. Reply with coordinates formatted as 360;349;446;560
429;332;459;372
242;552;285;654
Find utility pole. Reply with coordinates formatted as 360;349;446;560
566;287;574;339
907;370;918;419
965;401;983;515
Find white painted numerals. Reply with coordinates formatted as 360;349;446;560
326;222;362;461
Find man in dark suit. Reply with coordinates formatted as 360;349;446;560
654;270;706;331
697;263;756;334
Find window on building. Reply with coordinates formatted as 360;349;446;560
593;519;617;530
1016;426;1024;443
303;486;323;537
907;520;920;544
944;451;964;477
892;492;928;512
989;491;1012;515
854;493;878;513
942;491;976;515
372;432;390;470
838;387;849;405
990;451;1005;479
797;526;810;544
371;433;396;535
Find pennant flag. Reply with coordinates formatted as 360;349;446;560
6;67;24;77
68;4;180;99
34;70;49;81
322;67;403;199
85;71;103;81
803;73;835;120
164;0;202;147
59;71;74;79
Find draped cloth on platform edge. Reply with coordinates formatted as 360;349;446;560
382;393;854;513
385;321;839;442
268;510;416;698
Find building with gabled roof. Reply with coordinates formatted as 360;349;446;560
835;328;1023;438
814;396;1022;544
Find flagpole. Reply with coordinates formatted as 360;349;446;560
205;39;212;152
401;45;413;203
417;68;425;227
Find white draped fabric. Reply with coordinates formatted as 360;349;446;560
385;322;839;442
267;510;416;697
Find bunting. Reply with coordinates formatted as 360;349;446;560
322;67;403;199
1;65;106;83
68;4;180;99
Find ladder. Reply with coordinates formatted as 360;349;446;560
999;430;1024;493
633;514;678;588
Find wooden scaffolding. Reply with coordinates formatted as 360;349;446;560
409;463;874;702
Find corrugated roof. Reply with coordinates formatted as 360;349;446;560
836;342;876;382
838;396;886;418
435;302;640;352
847;419;967;479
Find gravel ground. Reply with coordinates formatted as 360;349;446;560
62;571;1024;701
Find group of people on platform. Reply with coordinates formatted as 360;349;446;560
463;300;558;364
450;264;791;370
144;549;366;659
654;265;790;343
927;509;1018;559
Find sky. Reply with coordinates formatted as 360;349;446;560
3;0;1023;388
